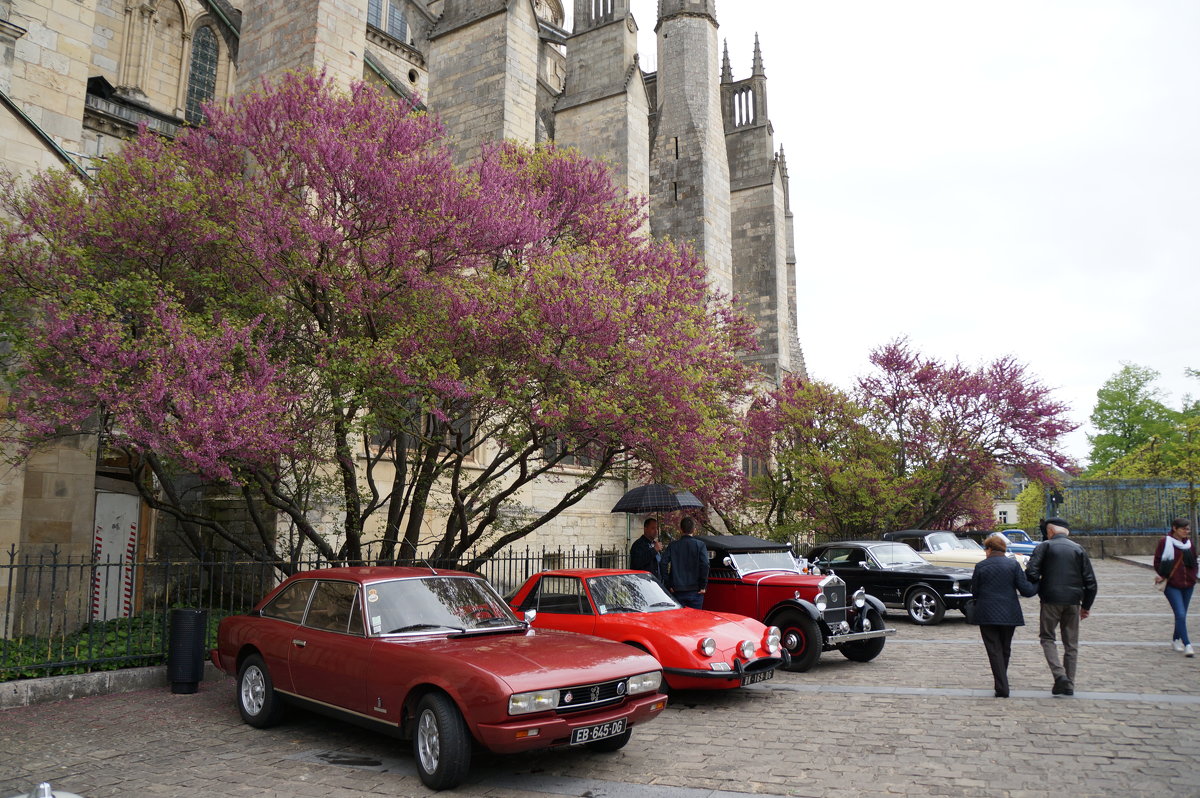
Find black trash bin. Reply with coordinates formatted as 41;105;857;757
167;608;208;694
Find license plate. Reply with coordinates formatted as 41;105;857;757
569;717;627;745
742;669;775;685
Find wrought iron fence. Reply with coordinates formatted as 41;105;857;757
0;543;625;681
1062;479;1199;534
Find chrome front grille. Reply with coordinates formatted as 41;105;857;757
555;678;626;713
821;579;848;625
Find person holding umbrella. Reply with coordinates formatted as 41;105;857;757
663;517;709;609
629;517;665;583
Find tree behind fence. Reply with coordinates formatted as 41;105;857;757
0;544;625;680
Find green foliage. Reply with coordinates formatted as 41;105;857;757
1015;481;1045;532
1086;363;1177;474
0;609;229;682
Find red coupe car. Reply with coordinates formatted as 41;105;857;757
509;569;786;690
213;567;668;790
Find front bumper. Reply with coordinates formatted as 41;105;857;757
944;592;973;609
662;655;787;686
473;691;668;754
823;626;897;647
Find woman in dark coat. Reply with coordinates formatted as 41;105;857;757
970;533;1039;697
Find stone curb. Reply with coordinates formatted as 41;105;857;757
1112;554;1154;570
0;662;224;711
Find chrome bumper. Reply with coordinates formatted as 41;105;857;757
827;627;897;644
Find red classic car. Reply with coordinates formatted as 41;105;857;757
697;535;896;671
509;569;787;690
213;567;668;790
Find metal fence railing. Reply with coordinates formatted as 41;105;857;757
0;544;625;682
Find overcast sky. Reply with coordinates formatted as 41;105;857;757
612;1;1200;464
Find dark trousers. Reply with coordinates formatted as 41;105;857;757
673;590;703;609
980;625;1016;695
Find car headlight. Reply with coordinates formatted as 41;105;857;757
852;588;866;608
739;640;756;659
698;637;716;657
814;592;827;613
626;671;662;695
952;581;960;592
764;626;781;653
509;689;559;715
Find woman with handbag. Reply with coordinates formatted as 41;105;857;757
969;533;1039;697
1153;518;1198;656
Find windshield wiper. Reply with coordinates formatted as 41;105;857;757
604;605;641;613
648;601;676;608
387;623;463;634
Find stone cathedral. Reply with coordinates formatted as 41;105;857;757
0;0;805;557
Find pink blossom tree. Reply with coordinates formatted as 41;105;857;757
0;73;756;567
718;339;1077;541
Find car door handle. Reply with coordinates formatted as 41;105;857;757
292;639;307;648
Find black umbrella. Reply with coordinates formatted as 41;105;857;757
611;484;703;515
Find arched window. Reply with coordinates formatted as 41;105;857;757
185;25;219;125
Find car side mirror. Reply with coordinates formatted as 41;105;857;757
523;609;537;624
857;560;872;569
723;556;733;568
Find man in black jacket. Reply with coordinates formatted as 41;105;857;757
629;517;664;582
663;517;709;609
1025;518;1098;696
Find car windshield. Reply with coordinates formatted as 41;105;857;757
587;573;680;613
869;543;928;567
926;532;973;552
1005;531;1033;544
365;576;521;636
958;537;984;550
729;550;801;575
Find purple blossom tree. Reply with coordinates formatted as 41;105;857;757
0;73;757;568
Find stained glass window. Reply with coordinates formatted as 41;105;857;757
184;26;218;125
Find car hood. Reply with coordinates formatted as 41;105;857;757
919;551;985;567
600;608;765;641
881;562;974;579
389;628;660;692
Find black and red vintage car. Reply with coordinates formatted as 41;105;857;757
696;535;895;671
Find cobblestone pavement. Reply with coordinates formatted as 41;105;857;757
2;559;1197;798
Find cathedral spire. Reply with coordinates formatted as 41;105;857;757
752;32;765;77
722;39;733;83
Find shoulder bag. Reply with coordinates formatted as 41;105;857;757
1156;556;1180;592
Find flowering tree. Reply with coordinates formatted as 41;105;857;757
858;339;1077;529
0;73;756;567
715;377;909;542
720;339;1077;540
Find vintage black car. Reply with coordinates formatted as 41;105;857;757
806;541;975;626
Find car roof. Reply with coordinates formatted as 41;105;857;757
536;569;643;579
287;566;480;584
882;529;951;539
812;540;897;548
696;535;792;552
